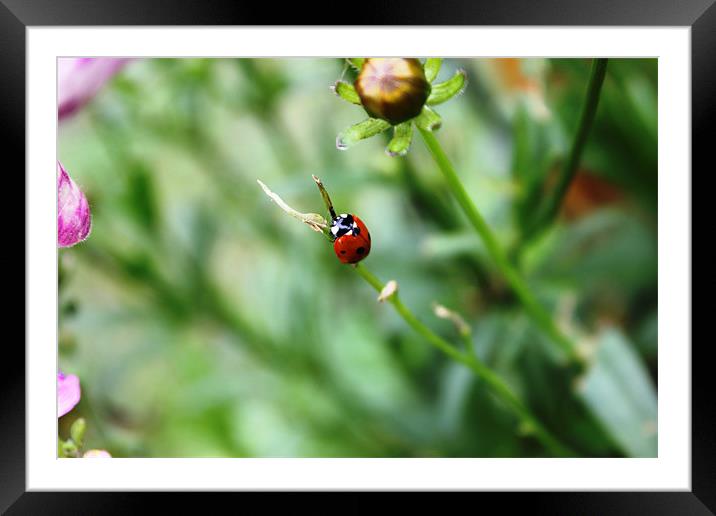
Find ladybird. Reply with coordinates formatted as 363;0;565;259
330;213;371;264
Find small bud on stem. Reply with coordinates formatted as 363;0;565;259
377;280;399;302
355;58;431;125
433;303;471;337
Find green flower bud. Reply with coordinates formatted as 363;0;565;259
61;439;79;458
333;58;466;155
354;58;431;125
70;417;87;447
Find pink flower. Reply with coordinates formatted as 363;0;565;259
83;449;112;458
57;161;91;247
58;371;81;417
58;58;131;120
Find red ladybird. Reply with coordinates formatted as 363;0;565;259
330;213;371;264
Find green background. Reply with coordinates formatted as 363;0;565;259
58;58;657;457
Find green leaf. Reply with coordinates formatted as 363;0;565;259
385;122;413;157
437;362;474;437
347;58;365;70
424;58;443;82
125;162;159;235
414;106;442;132
427;69;467;106
510;104;552;229
533;210;657;293
576;329;657;457
421;232;485;261
336;118;391;150
333;81;361;105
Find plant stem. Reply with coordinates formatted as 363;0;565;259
527;58;608;239
354;263;576;457
417;127;584;369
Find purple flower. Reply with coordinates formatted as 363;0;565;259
57;161;91;247
58;58;130;121
58;371;81;418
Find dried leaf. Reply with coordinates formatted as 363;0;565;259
257;179;329;235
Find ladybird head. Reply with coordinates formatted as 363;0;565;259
330;213;360;240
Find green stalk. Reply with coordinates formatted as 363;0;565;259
354;263;576;457
527;58;608;239
417;127;584;368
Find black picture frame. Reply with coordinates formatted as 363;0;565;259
5;0;708;513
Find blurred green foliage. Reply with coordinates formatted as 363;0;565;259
58;58;657;457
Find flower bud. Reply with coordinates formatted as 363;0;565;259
57;371;81;417
58;58;131;121
61;439;79;457
70;417;87;446
354;58;430;125
83;449;112;458
57;161;91;247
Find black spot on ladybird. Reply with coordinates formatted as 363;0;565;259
356;247;365;255
340;250;346;254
